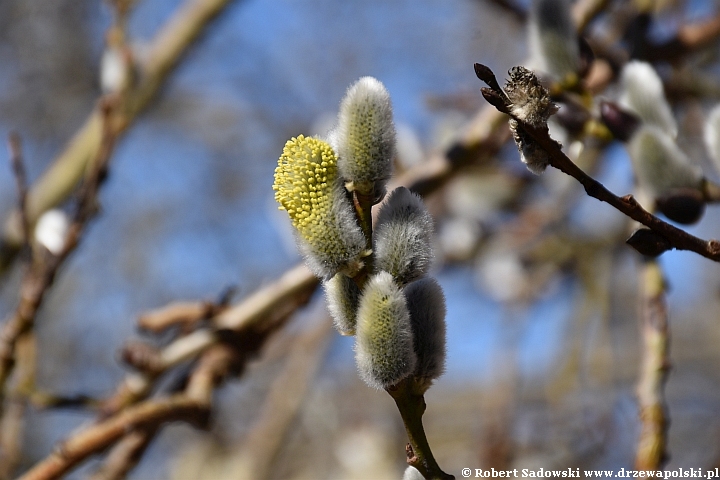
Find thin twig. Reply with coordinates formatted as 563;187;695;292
87;428;157;480
7;133;29;250
0;101;118;405
474;63;720;262
0;0;240;270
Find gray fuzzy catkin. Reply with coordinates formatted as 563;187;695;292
324;272;361;335
405;277;447;390
620;61;677;138
355;271;416;389
628;125;702;200
528;0;580;81
373;187;434;286
334;76;396;196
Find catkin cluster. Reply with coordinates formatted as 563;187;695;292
273;77;446;393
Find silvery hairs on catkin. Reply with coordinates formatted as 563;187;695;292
355;271;417;389
333;76;396;198
324;272;361;336
374;187;434;286
405;277;447;392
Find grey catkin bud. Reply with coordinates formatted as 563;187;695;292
324;273;361;335
355;272;416;389
334;76;396;197
374;187;434;286
529;0;580;82
620;61;677;138
405;277;447;391
628;125;702;201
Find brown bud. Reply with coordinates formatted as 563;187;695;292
600;101;640;142
626;228;672;257
655;188;705;225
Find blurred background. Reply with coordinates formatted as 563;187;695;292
2;0;720;478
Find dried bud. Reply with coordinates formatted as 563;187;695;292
529;0;580;83
405;277;446;393
505;66;558;127
628;126;702;206
619;61;677;138
654;188;705;225
504;66;560;175
626;228;672;257
273;135;366;278
334;77;395;197
355;272;416;389
600;101;641;142
324;272;361;335
374;187;434;286
704;104;720;174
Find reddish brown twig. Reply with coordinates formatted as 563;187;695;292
474;63;720;262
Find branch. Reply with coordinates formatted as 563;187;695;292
7;133;29;250
634;260;670;470
0;0;239;271
0;100;119;404
474;63;720;262
388;378;454;480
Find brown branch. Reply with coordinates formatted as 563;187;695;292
18;395;209;480
0;101;118;409
0;0;239;271
634;260;670;470
474;63;720;262
87;428;157;480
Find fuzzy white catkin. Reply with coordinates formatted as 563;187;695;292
704;104;720;174
403;466;425;480
405;277;447;390
324;273;361;335
528;0;580;81
620;61;677;138
334;76;395;196
355;272;416;389
628;125;702;200
374;187;434;286
34;209;69;255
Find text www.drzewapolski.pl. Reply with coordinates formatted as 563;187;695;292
460;468;720;479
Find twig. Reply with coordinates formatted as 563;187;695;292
18;395;209;480
0;0;239;271
7;133;29;250
388;378;453;480
474;63;720;262
87;428;157;480
634;260;670;470
0;101;118;405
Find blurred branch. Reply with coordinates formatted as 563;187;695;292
474;63;720;262
88;428;157;480
233;317;332;478
7;132;29;250
0;100;118;405
0;0;239;272
634;260;670;470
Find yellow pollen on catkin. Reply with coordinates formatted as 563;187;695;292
273;135;337;236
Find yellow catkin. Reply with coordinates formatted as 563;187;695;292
273;135;365;277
